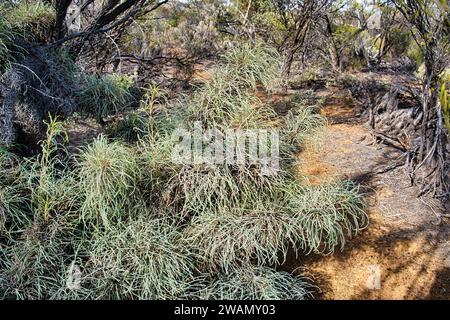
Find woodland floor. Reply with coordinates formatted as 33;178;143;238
279;82;450;300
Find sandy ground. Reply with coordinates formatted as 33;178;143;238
282;88;450;300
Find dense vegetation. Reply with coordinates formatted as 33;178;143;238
0;0;448;300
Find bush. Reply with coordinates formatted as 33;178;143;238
86;217;196;299
2;1;55;43
104;112;148;142
221;42;284;91
287;181;368;254
162;163;286;219
183;41;282;128
0;41;368;300
78;74;135;122
184;209;298;273
24;116;79;223
0;48;79;147
0;149;30;237
0;217;79;299
281;106;326;157
194;265;313;300
183;179;367;272
77;136;142;228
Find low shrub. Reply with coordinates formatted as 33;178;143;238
78;74;135;122
77;136;142;228
0;149;30;237
86;217;197;299
287;181;368;254
194;265;313;300
0;216;79;299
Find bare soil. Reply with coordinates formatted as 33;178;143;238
282;86;450;300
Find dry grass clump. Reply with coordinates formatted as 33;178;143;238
86;217;197;299
77;135;142;228
194;265;313;300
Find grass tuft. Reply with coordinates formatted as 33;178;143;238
87;217;196;299
77;135;141;228
194;265;313;300
288;181;368;254
78;74;135;122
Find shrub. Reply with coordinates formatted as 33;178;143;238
104;112;148;142
0;150;30;237
281;106;326;158
77;136;141;228
78;74;135;122
162;164;286;219
183;179;366;272
86;217;196;299
194;265;313;300
221;42;284;91
184;209;298;273
0;15;19;71
0;216;79;299
25;116;76;223
0;48;79;147
183;41;282;128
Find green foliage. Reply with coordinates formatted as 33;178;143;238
183;179;367;273
87;217;196;299
28;116;69;223
0;216;79;299
406;40;424;67
195;265;312;300
0;42;367;300
185;41;282;128
334;23;360;41
77;136;141;228
221;42;284;90
441;79;450;133
282;105;326;149
288;181;368;254
0;150;30;237
1;1;55;43
104;112;148;142
78;74;135;122
184;208;297;273
0;15;19;71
